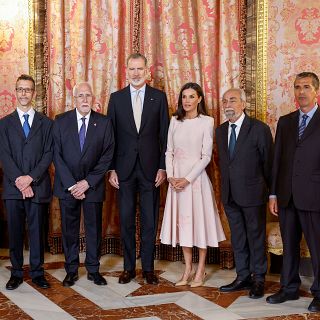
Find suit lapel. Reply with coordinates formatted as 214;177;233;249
123;86;138;134
220;121;229;158
299;107;320;142
81;110;97;157
9;110;26;140
70;109;82;155
231;114;251;161
140;85;152;132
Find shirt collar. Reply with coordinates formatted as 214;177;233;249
16;106;35;119
75;108;91;121
299;103;318;118
130;84;146;94
229;112;245;128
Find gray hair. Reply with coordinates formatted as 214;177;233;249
73;82;93;97
222;88;246;103
126;53;147;66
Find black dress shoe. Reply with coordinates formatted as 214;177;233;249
266;289;299;304
219;277;252;292
6;276;23;290
308;297;320;312
62;272;79;287
32;275;50;289
249;281;265;299
119;270;136;284
143;271;159;285
87;272;107;285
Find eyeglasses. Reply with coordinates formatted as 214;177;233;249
76;94;93;100
16;87;34;94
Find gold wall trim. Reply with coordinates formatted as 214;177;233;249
255;0;268;122
28;0;35;79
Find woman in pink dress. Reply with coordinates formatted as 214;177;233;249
160;83;225;287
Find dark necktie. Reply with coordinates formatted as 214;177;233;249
23;114;30;138
229;123;237;158
79;117;86;151
298;114;308;140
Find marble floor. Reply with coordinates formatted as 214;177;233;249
0;249;318;320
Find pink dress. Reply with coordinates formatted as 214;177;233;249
160;115;226;248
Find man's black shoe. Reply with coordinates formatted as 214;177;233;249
308;297;320;312
6;276;23;290
62;272;79;287
219;277;252;292
143;271;159;285
249;281;264;299
32;275;50;289
266;289;299;304
119;270;136;284
87;272;107;285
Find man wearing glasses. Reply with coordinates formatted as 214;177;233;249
53;82;114;287
0;74;53;290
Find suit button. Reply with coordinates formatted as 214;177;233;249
134;149;137;152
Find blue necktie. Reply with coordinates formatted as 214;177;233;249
298;114;308;140
23;114;30;138
79;117;86;151
229;123;237;158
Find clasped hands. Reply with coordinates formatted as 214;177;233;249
15;175;34;199
168;177;190;191
70;180;89;200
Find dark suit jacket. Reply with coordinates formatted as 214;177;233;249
0;110;53;203
216;114;273;207
53;109;114;202
107;84;169;181
271;108;320;211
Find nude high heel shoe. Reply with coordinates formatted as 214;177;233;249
175;271;194;286
189;273;207;288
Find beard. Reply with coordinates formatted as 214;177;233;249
224;109;236;120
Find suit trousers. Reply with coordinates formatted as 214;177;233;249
60;199;102;274
118;158;159;272
5;199;45;278
223;200;267;281
279;200;320;297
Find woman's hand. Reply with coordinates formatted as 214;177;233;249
168;177;190;191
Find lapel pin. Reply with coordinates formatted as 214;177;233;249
94;123;97;126
150;98;154;101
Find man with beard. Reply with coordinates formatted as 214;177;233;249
216;88;273;299
0;74;52;290
108;53;169;285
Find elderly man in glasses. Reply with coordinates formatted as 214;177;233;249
0;74;53;290
53;82;114;287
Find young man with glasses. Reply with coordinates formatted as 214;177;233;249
0;74;53;290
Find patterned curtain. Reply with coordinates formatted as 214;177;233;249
45;0;245;256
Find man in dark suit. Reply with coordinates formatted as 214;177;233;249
53;82;114;287
0;74;52;290
216;88;273;299
267;72;320;312
108;53;169;285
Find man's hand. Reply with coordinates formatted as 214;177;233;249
21;186;34;199
15;175;33;191
70;180;89;199
269;197;278;216
155;170;167;187
109;170;119;189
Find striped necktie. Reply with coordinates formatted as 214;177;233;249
298;114;308;140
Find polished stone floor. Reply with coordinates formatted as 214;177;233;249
0;249;318;319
